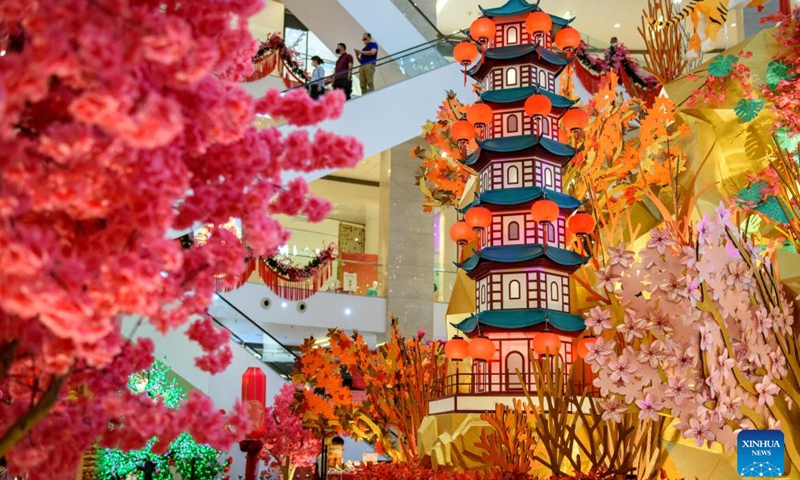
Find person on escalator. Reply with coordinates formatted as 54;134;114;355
354;33;378;94
308;55;326;100
332;42;354;100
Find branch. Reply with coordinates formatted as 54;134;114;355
0;341;19;382
0;373;69;457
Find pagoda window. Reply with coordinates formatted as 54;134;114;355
508;221;520;241
506;26;518;45
537;69;548;89
505;351;525;390
544;167;554;189
507;165;519;185
481;284;487;304
506;67;518;87
506;114;519;134
509;280;521;299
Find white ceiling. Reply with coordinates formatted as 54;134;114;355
436;0;747;51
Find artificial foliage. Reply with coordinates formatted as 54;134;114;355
95;360;230;480
0;0;362;477
412;92;477;210
293;320;448;462
583;209;800;472
257;384;321;480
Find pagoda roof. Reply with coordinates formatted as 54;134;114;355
455;244;587;271
452;308;586;333
481;85;577;109
461;135;575;166
469;44;570;79
463;186;582;211
479;0;575;27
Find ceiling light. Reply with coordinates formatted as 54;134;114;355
614;23;621;28
344;308;352;315
730;23;737;27
281;301;287;308
564;10;571;17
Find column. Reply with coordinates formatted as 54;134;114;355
379;139;435;338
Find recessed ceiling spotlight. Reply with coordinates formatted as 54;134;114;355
731;23;737;27
564;10;571;17
344;308;352;315
614;23;621;28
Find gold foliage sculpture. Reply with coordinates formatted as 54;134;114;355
476;399;539;475
517;355;665;479
638;0;690;85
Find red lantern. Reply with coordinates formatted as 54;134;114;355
575;337;596;360
533;332;562;356
530;199;559;224
465;206;492;231
451;119;476;144
469;336;496;362
445;336;469;362
525;12;552;38
241;367;267;405
454;40;479;84
241;367;267;438
470;17;496;48
524;94;552;119
450;221;475;245
555;27;581;57
568;212;596;236
467;103;494;126
562;109;589;132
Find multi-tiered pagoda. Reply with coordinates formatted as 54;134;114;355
434;0;589;413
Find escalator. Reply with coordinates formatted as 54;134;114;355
260;32;474;183
208;293;299;379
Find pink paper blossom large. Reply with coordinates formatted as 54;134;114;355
0;0;362;477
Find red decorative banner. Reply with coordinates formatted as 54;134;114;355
256;244;338;301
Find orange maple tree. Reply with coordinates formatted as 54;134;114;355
292;318;448;462
412;92;478;211
564;73;688;303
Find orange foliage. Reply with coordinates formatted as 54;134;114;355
292;318;448;462
413;92;478;211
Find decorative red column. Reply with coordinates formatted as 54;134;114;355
780;0;791;15
240;367;267;480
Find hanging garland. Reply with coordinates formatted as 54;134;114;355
245;32;311;86
257;244;338;301
573;41;660;104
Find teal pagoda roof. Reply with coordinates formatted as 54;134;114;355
478;0;575;26
463;134;575;161
468;44;571;79
452;309;586;333
481;85;577;108
463;186;582;211
455;244;587;271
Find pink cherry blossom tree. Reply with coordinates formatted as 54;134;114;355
258;384;322;480
0;0;361;478
584;207;800;471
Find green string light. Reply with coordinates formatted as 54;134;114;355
95;359;231;480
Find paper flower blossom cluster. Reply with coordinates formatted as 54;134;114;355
587;207;797;454
0;0;362;477
257;384;322;480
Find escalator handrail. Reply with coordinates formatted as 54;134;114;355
282;30;466;92
212;292;299;360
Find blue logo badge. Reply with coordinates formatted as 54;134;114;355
738;430;784;477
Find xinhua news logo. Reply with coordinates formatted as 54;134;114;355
738;430;785;477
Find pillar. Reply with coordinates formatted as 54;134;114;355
379;139;434;338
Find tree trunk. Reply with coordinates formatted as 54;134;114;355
0;373;68;457
142;461;155;480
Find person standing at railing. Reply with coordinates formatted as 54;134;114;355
308;55;326;99
354;33;378;93
332;42;354;100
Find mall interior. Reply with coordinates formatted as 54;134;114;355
4;0;800;479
